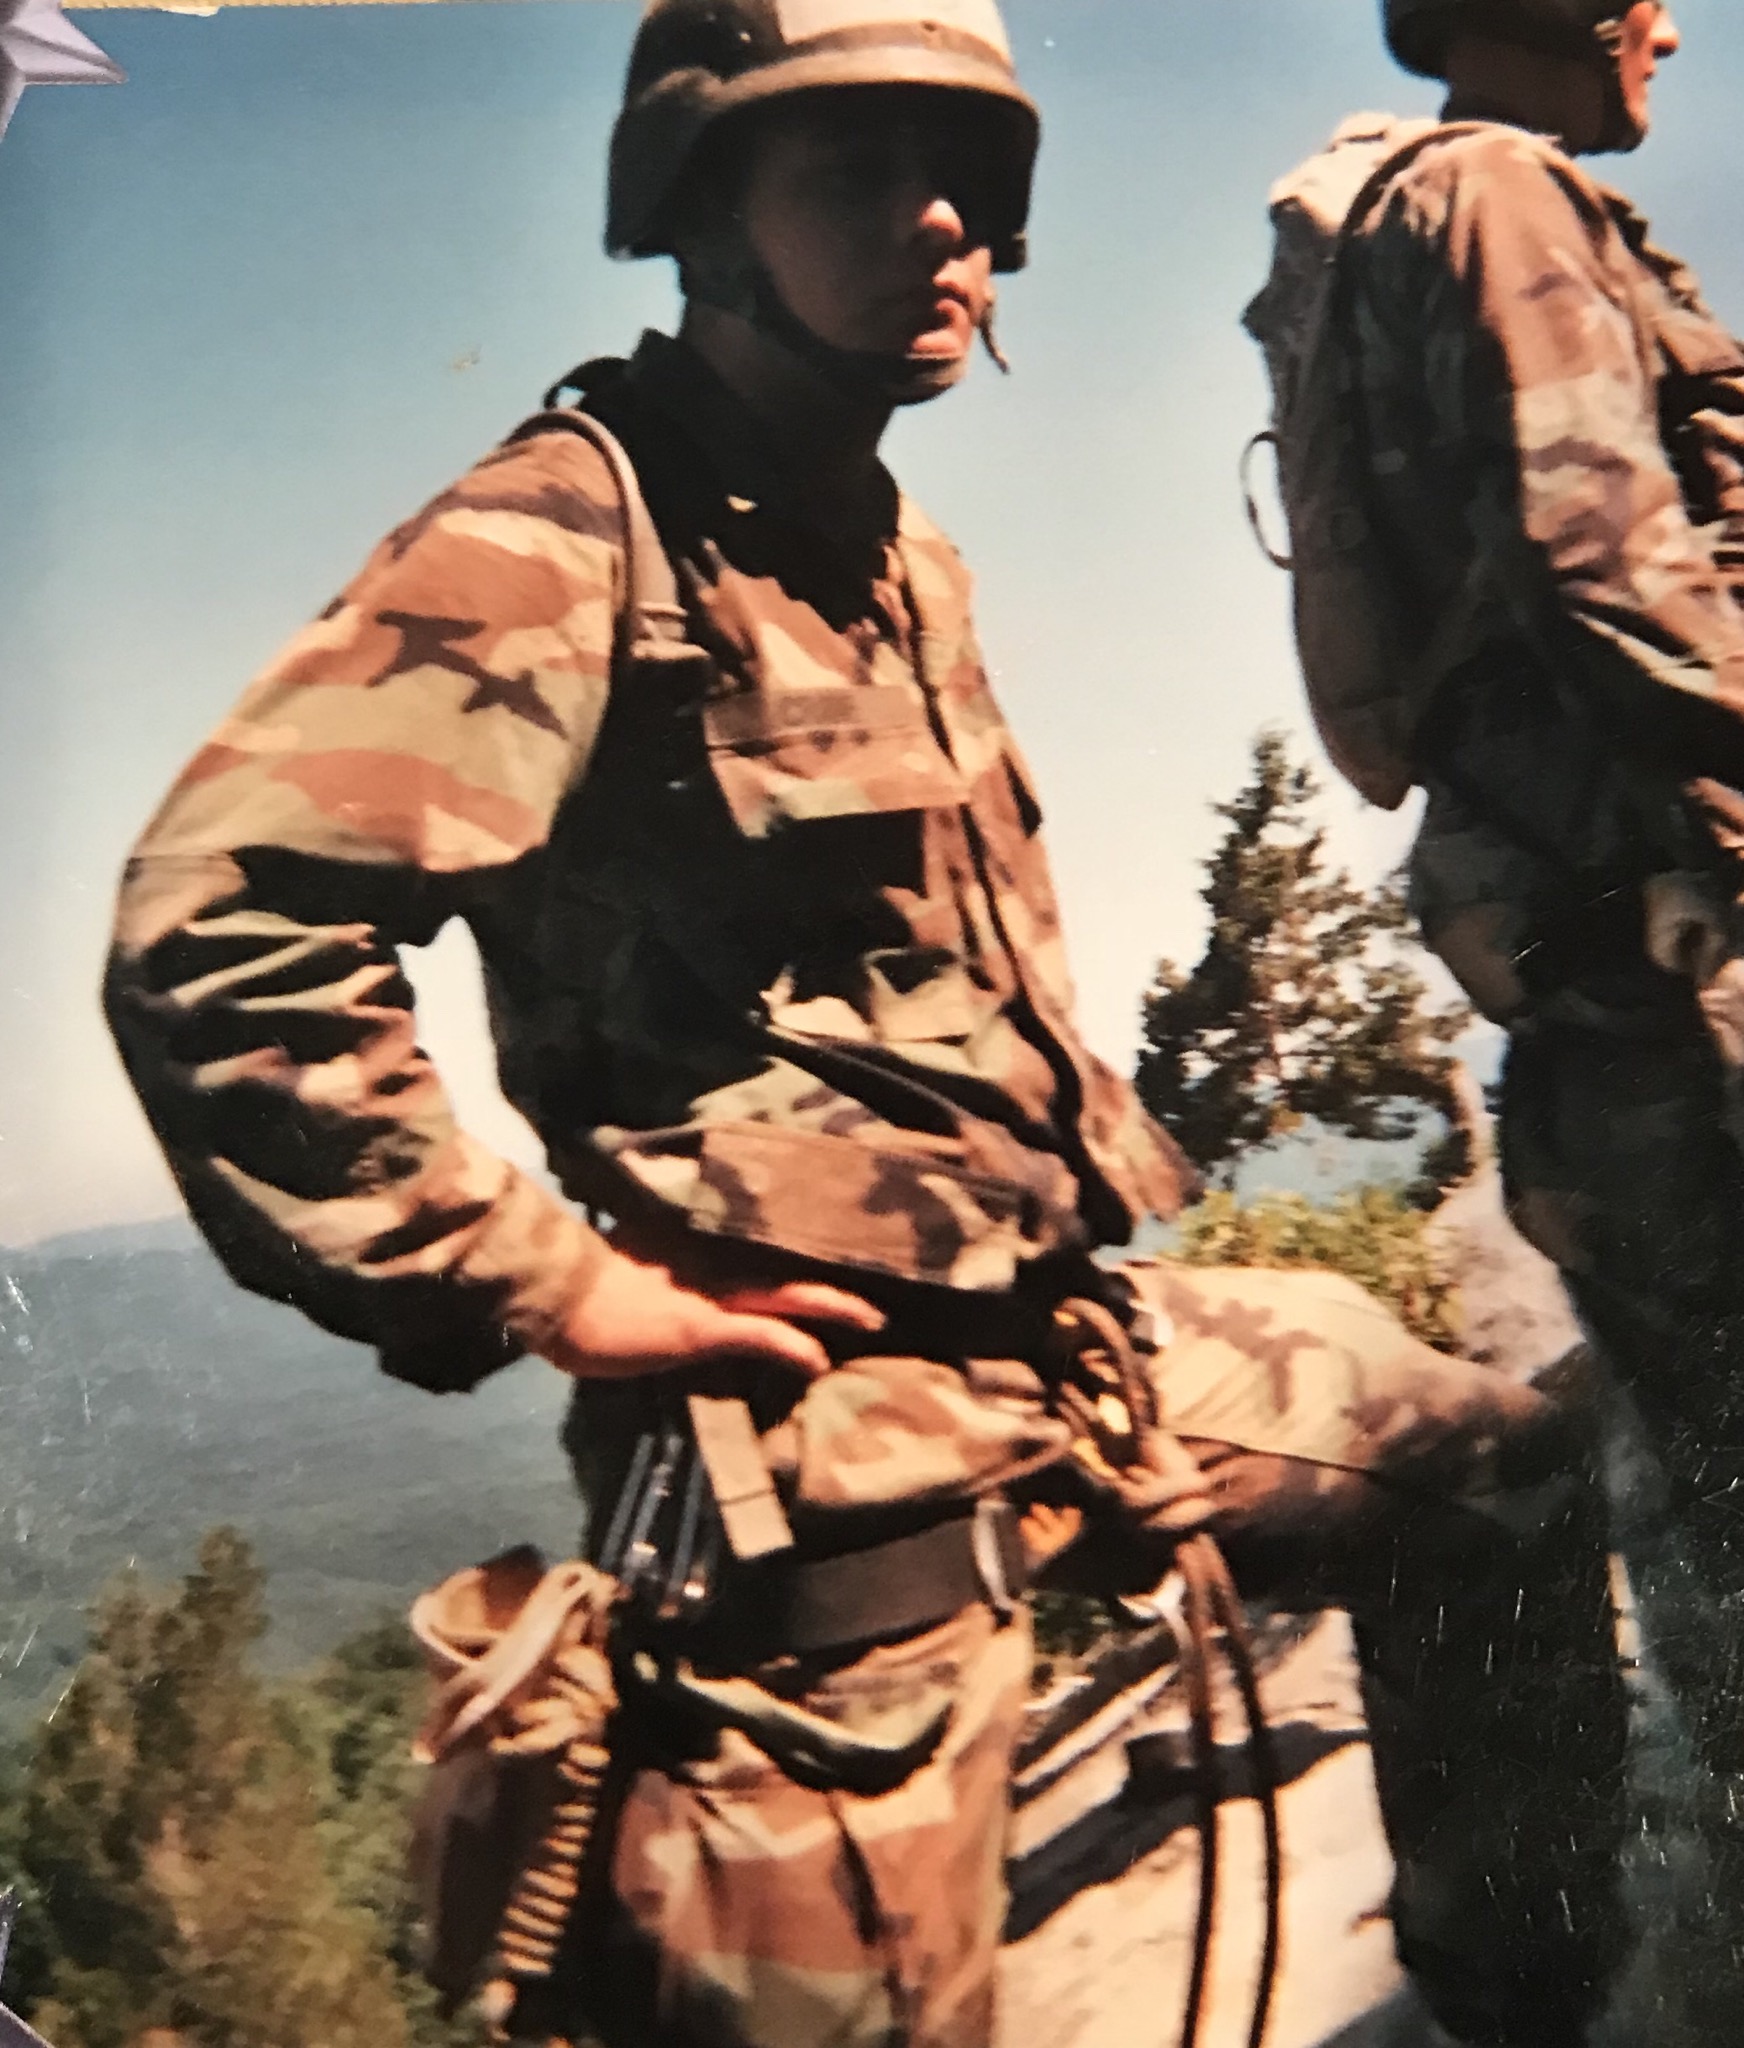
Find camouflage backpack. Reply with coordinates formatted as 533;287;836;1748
1241;115;1491;812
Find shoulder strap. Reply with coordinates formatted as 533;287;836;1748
505;403;695;671
1243;121;1499;568
501;399;800;1562
1334;119;1499;258
1333;123;1511;713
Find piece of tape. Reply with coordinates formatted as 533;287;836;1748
687;1392;794;1562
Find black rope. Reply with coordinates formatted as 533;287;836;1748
1051;1300;1285;2048
1205;1537;1284;2048
1175;1536;1223;2048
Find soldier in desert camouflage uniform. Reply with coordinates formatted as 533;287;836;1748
105;3;1625;2043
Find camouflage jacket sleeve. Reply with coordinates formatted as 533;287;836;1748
104;429;624;1393
1364;131;1744;784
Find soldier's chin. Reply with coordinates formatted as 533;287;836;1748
890;352;970;406
1593;75;1650;154
1594;108;1648;152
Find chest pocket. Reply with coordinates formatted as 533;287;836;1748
701;679;967;840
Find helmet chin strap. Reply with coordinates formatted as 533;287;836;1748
978;292;1012;375
745;263;970;406
686;237;990;407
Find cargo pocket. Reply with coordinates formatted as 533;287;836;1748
701;680;966;840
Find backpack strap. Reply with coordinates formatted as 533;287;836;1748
1324;124;1513;746
1333;120;1497;264
501;397;798;1567
505;402;695;672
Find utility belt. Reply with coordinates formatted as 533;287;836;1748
711;1496;1030;1658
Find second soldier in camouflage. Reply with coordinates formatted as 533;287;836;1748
1253;1;1744;2027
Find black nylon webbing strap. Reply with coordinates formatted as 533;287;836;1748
776;1501;1028;1656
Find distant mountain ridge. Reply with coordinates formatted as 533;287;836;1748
0;1227;577;1741
8;1216;201;1263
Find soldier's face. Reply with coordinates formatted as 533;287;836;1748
740;91;998;386
1614;3;1680;140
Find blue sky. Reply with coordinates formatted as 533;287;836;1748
2;0;1741;1243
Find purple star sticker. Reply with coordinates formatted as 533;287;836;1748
0;0;124;144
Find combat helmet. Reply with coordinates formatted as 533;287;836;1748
606;0;1039;272
1383;0;1630;79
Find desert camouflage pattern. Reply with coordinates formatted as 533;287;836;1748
105;332;1188;1396
571;1601;1031;2048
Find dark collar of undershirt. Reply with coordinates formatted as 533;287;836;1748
613;329;912;644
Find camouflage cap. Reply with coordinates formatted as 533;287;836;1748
606;0;1039;272
1383;0;1628;78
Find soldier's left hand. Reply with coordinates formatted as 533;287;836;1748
542;1244;885;1382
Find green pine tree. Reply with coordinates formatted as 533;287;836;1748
9;1532;438;2048
1135;730;1471;1188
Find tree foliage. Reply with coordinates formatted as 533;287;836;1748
0;1532;481;2048
1135;731;1471;1184
1172;1186;1460;1352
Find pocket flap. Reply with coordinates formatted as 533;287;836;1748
690;1121;1027;1289
702;681;967;838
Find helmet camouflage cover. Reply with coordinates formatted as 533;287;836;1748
1384;0;1629;78
607;0;1039;272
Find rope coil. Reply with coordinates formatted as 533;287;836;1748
410;1553;622;2038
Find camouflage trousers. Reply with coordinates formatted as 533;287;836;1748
1502;1014;1744;1978
558;1257;1626;2048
